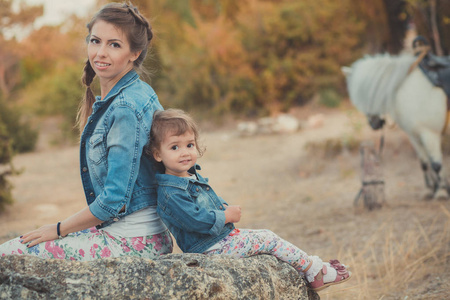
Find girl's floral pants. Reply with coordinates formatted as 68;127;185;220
0;227;173;261
204;228;320;276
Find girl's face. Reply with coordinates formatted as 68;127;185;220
88;20;141;90
153;130;198;177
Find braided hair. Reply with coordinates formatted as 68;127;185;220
77;1;153;132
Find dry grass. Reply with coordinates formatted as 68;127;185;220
304;136;361;158
301;136;450;299
322;207;450;299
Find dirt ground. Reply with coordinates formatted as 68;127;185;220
1;102;449;299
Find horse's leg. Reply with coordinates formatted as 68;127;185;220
437;167;450;199
417;129;448;199
419;161;436;193
394;74;447;199
405;133;438;199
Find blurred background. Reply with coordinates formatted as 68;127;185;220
1;0;449;153
1;1;450;298
0;0;449;138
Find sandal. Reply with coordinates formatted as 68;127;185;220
308;261;351;292
329;259;344;268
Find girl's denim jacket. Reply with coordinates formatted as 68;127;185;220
155;165;235;253
80;70;163;228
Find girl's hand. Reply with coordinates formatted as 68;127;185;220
224;205;241;224
20;224;59;248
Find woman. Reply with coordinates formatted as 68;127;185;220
0;2;173;260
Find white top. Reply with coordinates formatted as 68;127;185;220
104;206;167;238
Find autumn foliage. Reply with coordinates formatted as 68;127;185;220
1;0;450;140
149;0;368;116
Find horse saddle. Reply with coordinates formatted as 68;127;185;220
418;53;450;98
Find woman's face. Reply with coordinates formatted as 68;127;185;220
88;20;140;88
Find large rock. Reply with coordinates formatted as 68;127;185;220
0;253;320;299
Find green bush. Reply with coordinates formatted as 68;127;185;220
0;119;14;211
0;98;38;153
319;88;342;108
20;63;84;142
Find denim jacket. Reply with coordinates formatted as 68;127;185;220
155;165;235;253
80;70;163;228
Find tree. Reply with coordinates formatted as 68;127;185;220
0;112;15;211
350;0;409;54
0;0;43;98
407;0;450;55
153;0;368;116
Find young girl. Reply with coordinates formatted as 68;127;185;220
148;109;351;291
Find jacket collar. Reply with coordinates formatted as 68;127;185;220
156;165;206;189
92;70;139;113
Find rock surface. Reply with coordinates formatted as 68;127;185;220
0;253;320;299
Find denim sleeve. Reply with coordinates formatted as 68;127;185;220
89;106;145;221
158;190;226;236
218;196;228;205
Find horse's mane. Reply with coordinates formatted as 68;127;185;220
346;53;416;115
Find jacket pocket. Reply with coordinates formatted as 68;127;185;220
88;133;107;165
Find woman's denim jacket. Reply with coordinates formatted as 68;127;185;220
80;70;163;228
155;165;235;253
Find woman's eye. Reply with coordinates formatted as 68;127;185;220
171;145;179;150
90;38;99;44
111;42;121;48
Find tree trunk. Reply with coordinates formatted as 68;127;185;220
355;141;385;210
430;0;443;55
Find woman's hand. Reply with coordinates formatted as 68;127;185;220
19;207;103;248
20;224;59;248
224;205;241;224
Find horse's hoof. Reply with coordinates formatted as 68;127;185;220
434;189;449;201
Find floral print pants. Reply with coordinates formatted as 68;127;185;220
203;228;313;274
0;227;173;261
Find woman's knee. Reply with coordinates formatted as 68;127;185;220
0;237;33;256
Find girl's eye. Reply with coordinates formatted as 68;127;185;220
171;145;179;150
187;143;195;148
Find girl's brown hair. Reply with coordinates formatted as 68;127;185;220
148;109;205;162
77;1;153;132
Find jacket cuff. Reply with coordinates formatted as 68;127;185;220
89;200;115;221
210;211;226;235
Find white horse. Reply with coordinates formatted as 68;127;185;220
342;54;449;199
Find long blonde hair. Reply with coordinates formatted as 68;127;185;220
77;2;153;132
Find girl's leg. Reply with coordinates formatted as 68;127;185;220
205;228;351;290
0;228;173;261
203;228;323;281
